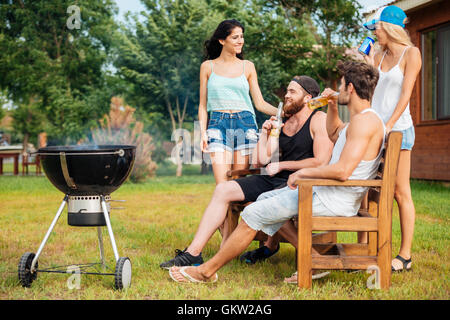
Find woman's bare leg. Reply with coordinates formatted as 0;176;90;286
392;150;415;268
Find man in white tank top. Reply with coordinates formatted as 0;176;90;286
297;66;386;218
168;61;385;284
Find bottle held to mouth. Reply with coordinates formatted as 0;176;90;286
307;92;339;110
269;102;284;138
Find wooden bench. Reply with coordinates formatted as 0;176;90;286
295;131;402;289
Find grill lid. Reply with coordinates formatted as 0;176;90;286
37;145;136;196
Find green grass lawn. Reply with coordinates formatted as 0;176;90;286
0;167;448;300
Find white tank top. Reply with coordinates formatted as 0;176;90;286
371;46;413;131
314;109;386;217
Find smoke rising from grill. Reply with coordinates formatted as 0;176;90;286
84;97;157;182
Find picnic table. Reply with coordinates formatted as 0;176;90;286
0;146;23;175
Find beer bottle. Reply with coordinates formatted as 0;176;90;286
269;102;284;138
307;92;339;110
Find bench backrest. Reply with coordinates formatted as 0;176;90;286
367;131;402;218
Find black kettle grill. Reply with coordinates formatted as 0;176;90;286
18;145;136;290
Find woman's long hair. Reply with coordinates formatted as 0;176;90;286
204;19;245;61
379;21;414;52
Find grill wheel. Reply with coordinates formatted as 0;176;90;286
114;257;132;290
18;252;38;288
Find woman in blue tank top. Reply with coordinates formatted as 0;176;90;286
198;19;278;185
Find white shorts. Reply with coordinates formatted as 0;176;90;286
240;186;335;237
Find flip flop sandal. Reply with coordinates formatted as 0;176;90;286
391;255;412;272
169;266;218;283
283;271;298;284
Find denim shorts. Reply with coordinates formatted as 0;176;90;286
240;186;335;237
207;111;258;154
397;126;415;150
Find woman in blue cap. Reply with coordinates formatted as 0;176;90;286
362;5;422;272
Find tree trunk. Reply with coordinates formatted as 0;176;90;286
166;97;184;177
165;98;177;133
22;133;29;153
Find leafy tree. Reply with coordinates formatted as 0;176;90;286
0;0;118;143
267;0;363;87
310;0;363;86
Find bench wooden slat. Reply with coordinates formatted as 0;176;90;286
313;243;369;256
312;217;378;231
311;255;378;270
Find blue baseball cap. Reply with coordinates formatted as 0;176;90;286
364;5;407;31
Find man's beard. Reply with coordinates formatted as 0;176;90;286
284;98;305;116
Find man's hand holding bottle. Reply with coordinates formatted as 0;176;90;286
262;116;284;137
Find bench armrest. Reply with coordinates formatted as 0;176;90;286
295;179;382;188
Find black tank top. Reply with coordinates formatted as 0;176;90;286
275;109;317;180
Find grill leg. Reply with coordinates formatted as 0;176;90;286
101;195;120;262
97;227;106;267
31;195;68;273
